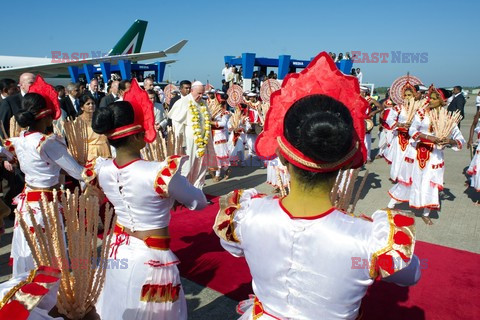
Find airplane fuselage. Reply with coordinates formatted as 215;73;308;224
0;55;52;70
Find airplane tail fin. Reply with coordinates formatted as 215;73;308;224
108;19;148;56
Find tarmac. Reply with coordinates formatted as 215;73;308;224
0;95;478;319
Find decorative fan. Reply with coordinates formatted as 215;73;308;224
260;79;281;103
205;83;214;92
227;84;244;107
390;74;423;105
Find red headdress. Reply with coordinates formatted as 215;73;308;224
106;78;156;143
401;81;417;98
428;84;446;101
27;75;61;120
255;51;368;172
215;92;228;104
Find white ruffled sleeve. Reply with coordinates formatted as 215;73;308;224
213;188;259;257
450;125;465;151
367;209;417;280
384;107;399;130
38;134;84;181
81;157;108;185
154;155;208;210
408;114;422;139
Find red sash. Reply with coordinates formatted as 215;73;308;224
26;190;62;202
114;224;170;250
397;128;410;152
416;141;434;169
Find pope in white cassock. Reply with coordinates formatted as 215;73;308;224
169;81;215;188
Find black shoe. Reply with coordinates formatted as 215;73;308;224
207;199;214;205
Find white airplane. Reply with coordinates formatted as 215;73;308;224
0;19;187;83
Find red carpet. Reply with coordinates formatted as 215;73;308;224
170;196;480;319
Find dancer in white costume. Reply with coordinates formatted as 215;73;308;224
210;91;232;181
228;105;250;167
8;77;84;277
245;92;261;158
383;84;419;181
467;111;480;198
377;99;395;159
388;89;465;224
215;53;421;320
361;89;383;162
91;80;207;320
266;157;290;192
0;266;62;320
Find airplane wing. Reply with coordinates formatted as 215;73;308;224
0;51;168;78
164;40;188;54
0;38;188;79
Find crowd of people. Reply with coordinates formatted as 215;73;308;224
0;50;478;319
221;62;282;94
328;51;354;62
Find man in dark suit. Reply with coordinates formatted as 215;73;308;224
0;73;33;212
99;80;119;108
169;80;191;109
86;78;105;107
0;78;17;103
0;73;34;138
447;86;466;128
60;83;81;119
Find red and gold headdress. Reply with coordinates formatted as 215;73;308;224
28;75;61;120
106;78;156;143
255;51;368;172
401;81;417;98
215;92;228;104
428;84;446;101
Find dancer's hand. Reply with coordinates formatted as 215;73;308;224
3;161;13;172
467;139;472;149
438;138;456;147
428;136;442;144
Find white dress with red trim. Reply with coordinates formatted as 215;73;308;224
467;123;480;192
266;157;290;189
212;111;231;167
228;116;250;164
7;131;84;277
364;105;372;162
378;107;395;158
0;266;62;320
389;111;465;209
246;103;260;156
214;189;419;320
92;155;207;320
383;105;415;182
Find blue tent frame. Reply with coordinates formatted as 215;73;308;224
225;53;353;80
69;60;167;83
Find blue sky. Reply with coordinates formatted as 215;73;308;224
4;0;479;87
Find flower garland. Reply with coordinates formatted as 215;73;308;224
189;100;211;157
